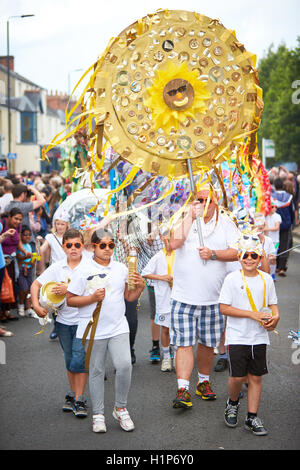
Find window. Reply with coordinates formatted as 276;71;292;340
21;112;37;143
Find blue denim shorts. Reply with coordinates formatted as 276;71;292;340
56;322;86;373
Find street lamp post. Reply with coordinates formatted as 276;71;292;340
68;68;84;97
6;14;35;173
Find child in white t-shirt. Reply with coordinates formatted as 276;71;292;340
66;229;145;434
38;208;70;339
265;199;282;280
219;232;280;436
253;212;277;279
31;228;88;417
142;234;175;372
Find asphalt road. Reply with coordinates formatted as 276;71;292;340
1;235;300;452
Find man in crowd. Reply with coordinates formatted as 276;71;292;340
4;183;45;229
169;186;239;409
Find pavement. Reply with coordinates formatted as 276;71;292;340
0;236;299;452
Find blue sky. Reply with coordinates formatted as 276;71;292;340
1;0;299;94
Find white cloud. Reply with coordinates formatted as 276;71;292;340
1;0;299;93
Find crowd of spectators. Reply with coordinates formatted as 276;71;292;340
0;166;299;339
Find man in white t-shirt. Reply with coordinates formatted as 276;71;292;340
169;187;239;409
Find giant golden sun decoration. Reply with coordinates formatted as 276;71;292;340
93;10;263;182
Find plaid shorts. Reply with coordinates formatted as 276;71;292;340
170;300;224;348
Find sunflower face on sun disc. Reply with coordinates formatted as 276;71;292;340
94;10;263;178
163;78;194;111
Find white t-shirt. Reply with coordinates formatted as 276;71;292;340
36;258;86;325
265;213;282;246
261;235;276;256
142;250;172;314
171;213;239;305
45;233;66;264
219;269;277;346
67;258;129;340
0;193;13;214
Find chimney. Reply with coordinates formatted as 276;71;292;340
0;56;14;71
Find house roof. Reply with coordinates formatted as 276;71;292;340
0;63;45;90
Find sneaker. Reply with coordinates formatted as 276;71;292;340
244;416;268;436
214;357;228;372
172;387;193;409
25;309;35;318
150;346;160;363
92;414;106;433
49;330;58;340
18;305;25;317
161;357;172;372
62;394;75;412
112;407;135;431
73;396;88;418
195;380;217;400
224;399;239;427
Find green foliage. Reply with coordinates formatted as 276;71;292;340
257;38;300;164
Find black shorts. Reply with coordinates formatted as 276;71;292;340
147;287;156;319
227;344;268;377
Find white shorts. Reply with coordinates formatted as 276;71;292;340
154;312;170;328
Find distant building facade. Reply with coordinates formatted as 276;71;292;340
0;56;79;174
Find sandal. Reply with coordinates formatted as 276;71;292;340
6;315;19;321
0;327;14;337
278;270;286;277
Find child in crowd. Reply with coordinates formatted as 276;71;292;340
39;208;69;339
265;199;282;280
66;229;145;434
219;231;280;436
31;229;88;418
39;209;69;271
252;213;275;274
17;226;34;317
142;232;175;372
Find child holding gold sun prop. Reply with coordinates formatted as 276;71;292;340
31;229;88;419
219;230;280;436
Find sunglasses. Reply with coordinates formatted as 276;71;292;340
197;198;213;204
167;85;187;97
94;242;115;250
64;242;82;249
242;252;259;260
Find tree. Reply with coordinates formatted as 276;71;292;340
257;38;300;164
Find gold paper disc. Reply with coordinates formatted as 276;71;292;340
95;10;263;178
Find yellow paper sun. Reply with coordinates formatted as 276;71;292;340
144;61;211;132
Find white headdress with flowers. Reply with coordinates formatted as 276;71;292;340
232;224;263;257
54;207;70;223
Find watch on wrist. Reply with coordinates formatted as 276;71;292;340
211;250;217;260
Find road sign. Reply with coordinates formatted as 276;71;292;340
262;138;275;167
7;152;17;160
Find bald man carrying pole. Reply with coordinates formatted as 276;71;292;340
169;187;239;409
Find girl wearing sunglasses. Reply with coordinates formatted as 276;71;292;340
219;235;280;436
67;229;144;434
31;229;89;418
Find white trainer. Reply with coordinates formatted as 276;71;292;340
92;414;106;433
161;357;173;372
18;305;25;317
112;407;135;432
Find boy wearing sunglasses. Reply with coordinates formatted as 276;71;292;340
31;229;88;417
219;233;280;436
66;229;145;433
